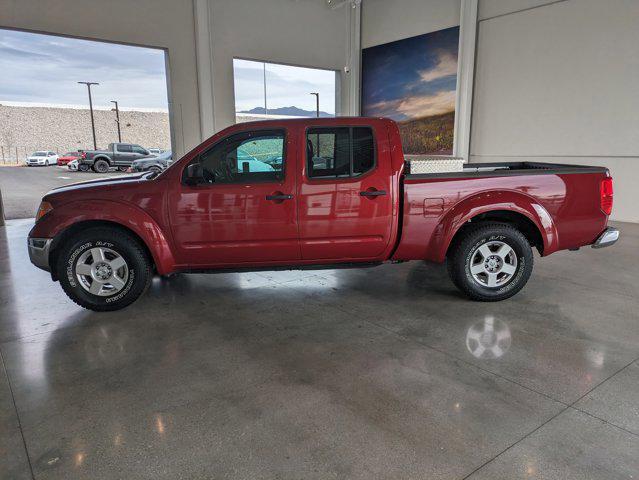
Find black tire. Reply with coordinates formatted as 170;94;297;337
78;163;90;172
93;159;109;173
117;166;129;172
56;227;152;311
447;222;533;302
149;166;161;173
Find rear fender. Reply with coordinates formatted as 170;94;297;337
37;200;176;274
430;190;559;262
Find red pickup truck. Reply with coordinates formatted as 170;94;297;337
28;117;618;311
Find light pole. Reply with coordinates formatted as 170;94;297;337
310;92;320;117
78;81;99;149
110;100;122;142
263;63;268;115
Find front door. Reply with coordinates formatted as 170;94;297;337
297;124;393;260
168;128;299;267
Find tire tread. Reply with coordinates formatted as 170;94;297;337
447;222;533;302
56;227;152;311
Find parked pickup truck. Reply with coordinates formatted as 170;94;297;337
28;117;618;311
79;143;152;173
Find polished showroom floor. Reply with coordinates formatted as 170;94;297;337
1;219;638;479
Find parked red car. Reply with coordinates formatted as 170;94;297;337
28;117;618;311
57;151;82;166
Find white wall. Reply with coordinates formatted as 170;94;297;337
471;0;639;222
0;0;201;157
206;0;354;130
362;0;460;48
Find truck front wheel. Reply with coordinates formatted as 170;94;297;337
93;159;109;173
56;227;152;311
447;222;533;302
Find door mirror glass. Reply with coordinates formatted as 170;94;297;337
184;163;205;185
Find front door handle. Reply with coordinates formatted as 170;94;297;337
266;193;293;201
359;190;387;197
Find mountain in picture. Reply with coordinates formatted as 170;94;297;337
240;106;333;118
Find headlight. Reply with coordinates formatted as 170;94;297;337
35;201;53;222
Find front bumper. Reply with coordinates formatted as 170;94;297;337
592;227;620;249
28;237;52;271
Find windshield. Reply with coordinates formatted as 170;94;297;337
63;152;78;156
33;151;47;156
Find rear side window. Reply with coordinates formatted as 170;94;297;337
306;126;375;179
118;144;132;152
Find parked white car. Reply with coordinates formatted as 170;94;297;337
67;159;79;171
26;151;58;166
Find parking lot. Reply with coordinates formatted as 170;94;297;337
0;165;128;219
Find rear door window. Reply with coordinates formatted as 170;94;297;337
306;126;375;179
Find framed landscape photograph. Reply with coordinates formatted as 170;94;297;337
361;26;460;155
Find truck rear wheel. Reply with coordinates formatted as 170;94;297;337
447;222;533;301
56;227;152;311
93;159;109;173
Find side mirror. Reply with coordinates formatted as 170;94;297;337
184;163;204;186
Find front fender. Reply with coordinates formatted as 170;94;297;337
31;199;176;274
429;190;559;262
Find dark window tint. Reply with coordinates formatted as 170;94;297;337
352;127;374;175
118;144;132;152
306;127;375;179
306;127;350;178
189;130;285;184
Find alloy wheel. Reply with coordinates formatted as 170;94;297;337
75;247;129;296
469;240;518;288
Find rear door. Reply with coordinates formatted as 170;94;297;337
168;128;300;266
114;144;135;165
296;123;393;260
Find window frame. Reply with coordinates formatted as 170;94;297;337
181;128;288;186
304;125;377;181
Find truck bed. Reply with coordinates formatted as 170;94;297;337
395;161;610;263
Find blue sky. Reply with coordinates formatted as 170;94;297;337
0;28;168;110
233;59;336;114
361;26;459;121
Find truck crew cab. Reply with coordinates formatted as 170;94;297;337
28;118;618;311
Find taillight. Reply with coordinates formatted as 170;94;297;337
600;177;613;215
81;152;86;159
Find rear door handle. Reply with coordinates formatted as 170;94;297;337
359;190;387;197
266;194;293;201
